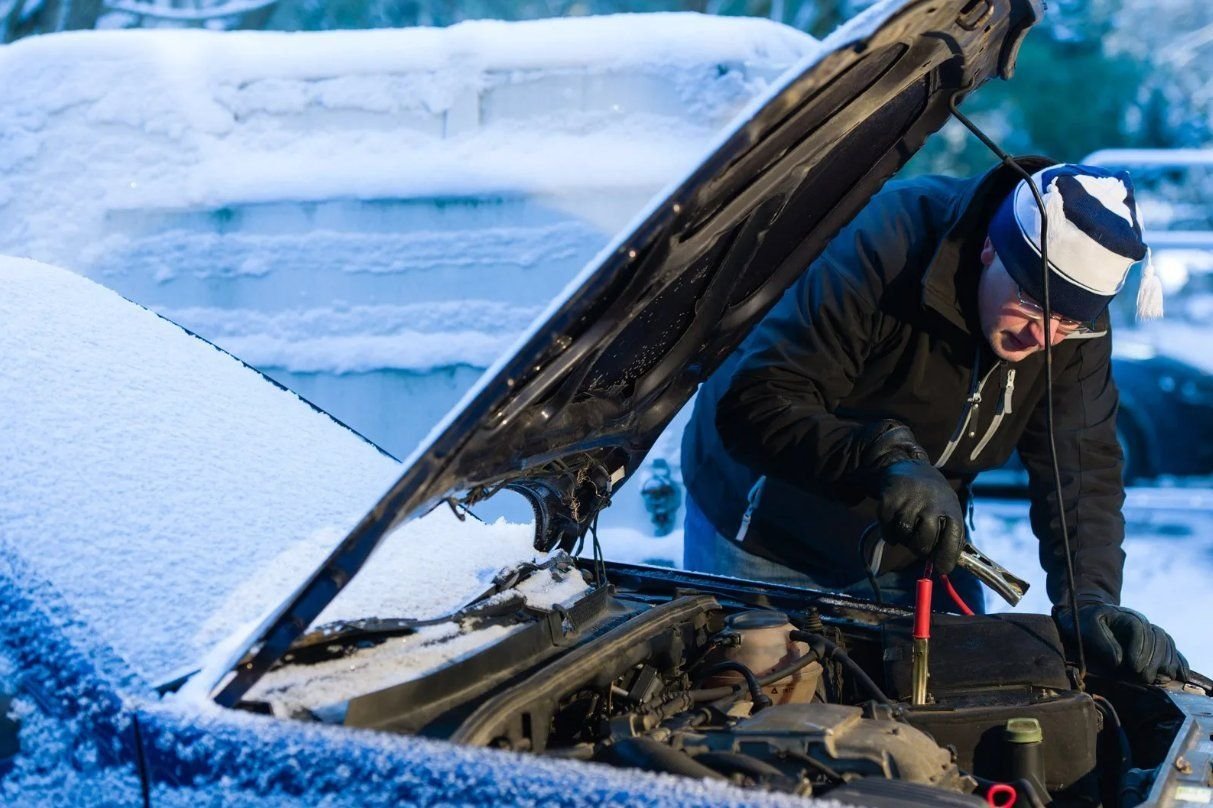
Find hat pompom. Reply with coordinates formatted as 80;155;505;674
1135;248;1164;321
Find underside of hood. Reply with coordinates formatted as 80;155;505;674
211;0;1045;706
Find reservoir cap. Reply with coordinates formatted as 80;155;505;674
1005;717;1043;744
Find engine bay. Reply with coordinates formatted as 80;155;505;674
243;556;1204;807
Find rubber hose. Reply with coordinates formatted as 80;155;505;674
692;751;786;781
596;737;727;780
789;630;892;706
695;661;773;708
971;775;1048;808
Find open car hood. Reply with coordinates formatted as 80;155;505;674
210;0;1045;706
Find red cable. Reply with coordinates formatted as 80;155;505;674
941;574;976;616
914;577;933;639
987;783;1017;808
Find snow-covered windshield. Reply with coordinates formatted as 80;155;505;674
0;259;536;685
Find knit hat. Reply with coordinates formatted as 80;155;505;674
988;164;1162;323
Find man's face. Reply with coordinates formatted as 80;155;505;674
977;238;1081;362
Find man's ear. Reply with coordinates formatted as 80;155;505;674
980;237;996;267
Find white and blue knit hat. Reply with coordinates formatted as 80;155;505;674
989;164;1162;322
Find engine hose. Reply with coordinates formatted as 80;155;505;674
971;775;1047;808
692;750;787;781
757;644;826;687
694;661;773;708
595;737;727;780
789;630;893;706
1093;694;1134;801
1092;694;1131;764
688;650;823;703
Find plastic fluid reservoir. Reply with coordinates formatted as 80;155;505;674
1005;716;1047;798
706;610;820;704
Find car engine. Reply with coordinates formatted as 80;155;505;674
247;557;1191;807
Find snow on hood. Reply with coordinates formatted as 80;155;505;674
0;258;539;684
244;561;590;716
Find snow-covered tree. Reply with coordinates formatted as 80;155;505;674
0;0;278;40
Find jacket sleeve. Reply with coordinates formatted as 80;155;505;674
1016;332;1126;607
714;195;910;494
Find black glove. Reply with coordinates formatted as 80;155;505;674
1056;603;1189;684
872;460;966;575
854;422;965;575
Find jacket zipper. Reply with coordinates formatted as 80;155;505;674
733;475;766;544
934;348;1003;468
969;367;1016;461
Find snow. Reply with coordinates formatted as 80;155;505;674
0;11;823;695
0;16;814;268
0;15;819;460
159;299;546;374
0;258;541;685
246;561;589;715
514;562;592;611
248;621;520;715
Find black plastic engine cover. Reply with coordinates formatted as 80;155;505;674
882;613;1099;796
882;613;1070;697
905;690;1100;793
826;778;984;807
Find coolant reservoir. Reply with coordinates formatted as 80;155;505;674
705;610;822;704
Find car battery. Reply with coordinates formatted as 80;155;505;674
881;613;1101;796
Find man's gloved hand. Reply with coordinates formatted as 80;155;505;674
854;421;965;575
1056;602;1189;684
872;460;966;574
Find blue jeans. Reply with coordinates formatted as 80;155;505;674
682;494;986;614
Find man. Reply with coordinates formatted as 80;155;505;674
681;158;1188;684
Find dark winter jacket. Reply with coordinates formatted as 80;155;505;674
681;159;1126;607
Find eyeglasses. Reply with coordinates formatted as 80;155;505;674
1014;286;1091;334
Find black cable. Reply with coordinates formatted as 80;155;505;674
859;522;884;605
588;512;608;588
690;634;892;708
790;630;893;706
758;647;827;687
689;644;824;702
694;661;773;709
947;90;1087;680
778;749;846;782
1092;693;1134;800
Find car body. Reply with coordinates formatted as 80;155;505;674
4;2;1213;807
1112;347;1213;481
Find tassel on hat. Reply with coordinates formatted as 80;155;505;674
1136;248;1164;321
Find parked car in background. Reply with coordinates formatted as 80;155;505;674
976;344;1213;491
1089;148;1213;482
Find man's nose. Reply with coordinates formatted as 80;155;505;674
1025;318;1063;348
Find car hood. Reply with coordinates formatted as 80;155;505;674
209;0;1045;705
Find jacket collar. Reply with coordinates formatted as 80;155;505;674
921;156;1056;335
